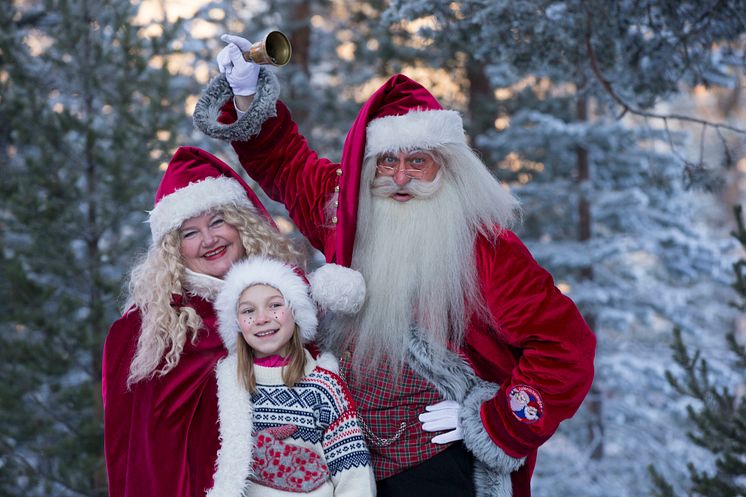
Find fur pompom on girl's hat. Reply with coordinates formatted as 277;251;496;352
215;257;366;353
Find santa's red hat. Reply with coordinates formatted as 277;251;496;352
148;146;274;242
335;74;466;266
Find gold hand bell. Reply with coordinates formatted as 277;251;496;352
242;31;292;67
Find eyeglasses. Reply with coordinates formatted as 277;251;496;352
375;153;435;179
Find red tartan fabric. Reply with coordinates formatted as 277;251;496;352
339;353;450;480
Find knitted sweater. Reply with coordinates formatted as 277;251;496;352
212;350;376;497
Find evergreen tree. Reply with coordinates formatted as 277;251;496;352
649;205;746;497
0;1;197;495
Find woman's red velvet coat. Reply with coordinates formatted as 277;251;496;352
103;296;226;497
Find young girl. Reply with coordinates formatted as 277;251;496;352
208;257;376;497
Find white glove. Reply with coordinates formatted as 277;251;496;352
418;400;464;444
217;34;260;96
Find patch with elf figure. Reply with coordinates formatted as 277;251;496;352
508;385;544;424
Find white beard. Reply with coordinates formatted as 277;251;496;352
324;144;520;377
344;175;481;375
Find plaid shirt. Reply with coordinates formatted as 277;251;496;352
339;351;451;480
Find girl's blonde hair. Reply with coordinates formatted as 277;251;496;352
236;321;307;393
126;203;302;387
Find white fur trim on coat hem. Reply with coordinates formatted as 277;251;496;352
207;356;254;497
365;109;466;157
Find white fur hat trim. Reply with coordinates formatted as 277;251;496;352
215;257;318;352
365;109;465;157
148;176;253;242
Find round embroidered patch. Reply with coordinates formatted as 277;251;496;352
508;385;544;424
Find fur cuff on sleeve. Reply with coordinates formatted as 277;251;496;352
193;67;280;142
474;460;513;497
461;382;525;474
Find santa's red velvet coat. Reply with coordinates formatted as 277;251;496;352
195;72;597;497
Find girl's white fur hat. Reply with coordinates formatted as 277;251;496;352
215;257;365;353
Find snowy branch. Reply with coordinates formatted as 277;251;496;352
584;14;746;137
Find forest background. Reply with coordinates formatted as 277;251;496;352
1;1;745;496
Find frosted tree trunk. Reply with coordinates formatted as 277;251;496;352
576;91;604;461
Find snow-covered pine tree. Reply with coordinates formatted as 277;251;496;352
649;205;746;497
486;105;736;497
0;1;198;495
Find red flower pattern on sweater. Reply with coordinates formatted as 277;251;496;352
250;424;331;492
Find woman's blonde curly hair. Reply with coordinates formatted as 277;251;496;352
126;203;302;387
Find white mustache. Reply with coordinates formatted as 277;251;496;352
370;171;443;199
